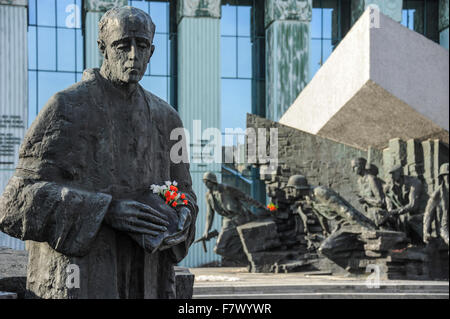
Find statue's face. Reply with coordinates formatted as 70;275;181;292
204;180;214;190
104;34;154;84
443;175;449;188
389;170;402;184
100;12;155;85
352;163;364;176
285;187;300;201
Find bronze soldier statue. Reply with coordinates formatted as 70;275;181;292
198;172;267;265
382;164;424;242
285;175;330;251
0;7;197;299
351;157;386;226
423;163;449;247
285;175;377;238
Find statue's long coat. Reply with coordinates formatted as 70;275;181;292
0;69;197;298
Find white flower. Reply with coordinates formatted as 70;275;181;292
172;181;178;186
165;181;171;186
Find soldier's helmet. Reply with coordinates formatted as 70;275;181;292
351;157;366;168
286;175;310;190
203;172;218;184
388;164;404;175
439;163;449;177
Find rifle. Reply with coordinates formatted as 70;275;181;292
194;230;219;253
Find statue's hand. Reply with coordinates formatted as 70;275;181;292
105;199;170;236
388;208;400;216
160;207;192;248
423;233;432;244
176;206;191;231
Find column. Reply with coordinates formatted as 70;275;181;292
0;0;28;249
250;4;267;205
84;0;127;69
177;0;222;266
265;0;312;122
351;0;403;25
440;0;449;49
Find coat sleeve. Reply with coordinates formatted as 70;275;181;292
403;179;423;214
366;175;385;208
166;111;198;263
0;92;112;257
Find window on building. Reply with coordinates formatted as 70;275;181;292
28;0;83;127
129;0;175;105
221;1;253;134
220;0;265;202
310;0;351;81
401;0;439;43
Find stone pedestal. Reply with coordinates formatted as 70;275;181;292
319;228;449;280
237;220;282;272
237;219;319;273
174;267;195;299
0;248;196;299
265;0;312;121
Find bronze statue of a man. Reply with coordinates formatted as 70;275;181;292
351;157;386;226
423;163;449;247
284;175;330;251
0;7;197;299
382;164;423;242
199;172;266;265
284;175;377;234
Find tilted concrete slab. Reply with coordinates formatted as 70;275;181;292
279;9;449;150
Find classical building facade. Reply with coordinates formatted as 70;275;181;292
0;0;448;267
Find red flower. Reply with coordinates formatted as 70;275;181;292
180;194;186;199
165;191;171;198
183;200;188;205
172;201;177;207
170;192;177;200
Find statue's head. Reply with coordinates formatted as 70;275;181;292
98;6;155;85
388;164;404;184
351;157;367;177
285;175;310;200
203;172;218;190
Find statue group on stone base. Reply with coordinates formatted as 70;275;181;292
197;156;449;277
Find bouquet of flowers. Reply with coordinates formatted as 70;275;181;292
127;181;192;254
150;181;189;208
267;202;278;212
